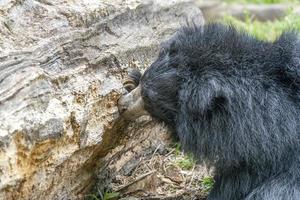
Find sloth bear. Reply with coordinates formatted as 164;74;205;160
118;23;300;200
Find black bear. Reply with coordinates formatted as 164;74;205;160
118;23;300;200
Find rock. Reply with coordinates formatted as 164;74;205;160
0;0;203;199
197;1;299;22
227;4;288;21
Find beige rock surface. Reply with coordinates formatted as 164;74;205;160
0;0;203;199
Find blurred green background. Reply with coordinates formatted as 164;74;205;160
201;0;300;41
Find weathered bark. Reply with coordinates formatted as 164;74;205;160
0;0;203;199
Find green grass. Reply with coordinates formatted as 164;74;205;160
175;154;196;170
174;143;182;156
222;11;300;41
170;143;197;170
103;192;120;200
86;194;100;200
200;176;215;193
225;0;298;4
86;191;119;200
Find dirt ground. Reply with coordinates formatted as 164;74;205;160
94;120;213;200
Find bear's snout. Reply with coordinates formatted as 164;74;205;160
117;85;149;120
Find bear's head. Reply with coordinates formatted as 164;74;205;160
118;24;237;127
118;31;185;126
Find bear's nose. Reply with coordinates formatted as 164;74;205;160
118;103;127;114
117;96;128;114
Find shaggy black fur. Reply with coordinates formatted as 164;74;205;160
140;24;300;200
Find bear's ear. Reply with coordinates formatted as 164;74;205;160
179;78;231;116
